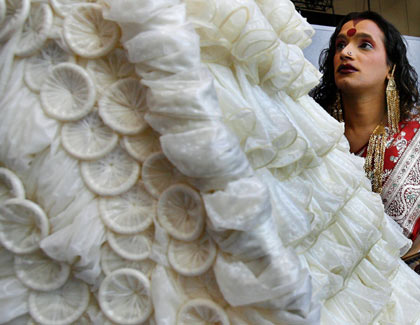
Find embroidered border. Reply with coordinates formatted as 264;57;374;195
382;128;420;236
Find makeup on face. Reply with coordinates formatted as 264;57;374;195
333;19;389;93
335;31;377;53
335;19;379;53
345;19;362;37
347;28;356;36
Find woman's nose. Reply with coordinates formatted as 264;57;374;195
340;45;354;60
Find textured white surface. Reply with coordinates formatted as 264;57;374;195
1;1;420;324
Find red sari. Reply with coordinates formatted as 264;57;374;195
381;118;420;240
359;116;420;272
359;116;420;241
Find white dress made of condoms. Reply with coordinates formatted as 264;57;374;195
1;0;420;324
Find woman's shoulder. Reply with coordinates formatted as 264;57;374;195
400;112;420;131
404;106;420;121
389;113;420;145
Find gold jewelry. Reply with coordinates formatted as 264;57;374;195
364;122;387;193
386;65;400;134
332;91;343;122
363;65;400;193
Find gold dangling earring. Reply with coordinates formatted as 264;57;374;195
332;91;344;122
386;65;400;134
364;123;386;193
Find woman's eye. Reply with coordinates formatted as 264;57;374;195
336;41;346;50
360;41;373;49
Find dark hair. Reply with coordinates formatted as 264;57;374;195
310;11;419;120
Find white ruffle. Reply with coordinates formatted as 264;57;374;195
108;0;318;322
1;0;420;324
110;0;420;323
255;0;314;49
144;69;222;120
184;0;321;98
161;125;251;180
103;0;179;25
213;250;309;307
203;176;270;231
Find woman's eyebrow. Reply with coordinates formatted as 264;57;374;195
354;32;374;40
336;32;376;45
336;34;347;41
338;32;374;40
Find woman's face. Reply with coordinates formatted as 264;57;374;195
333;19;390;95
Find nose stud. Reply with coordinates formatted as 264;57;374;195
347;51;352;56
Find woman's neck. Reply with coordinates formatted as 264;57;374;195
342;91;386;153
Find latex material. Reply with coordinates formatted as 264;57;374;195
1;0;420;324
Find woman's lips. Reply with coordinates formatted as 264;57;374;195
338;64;358;73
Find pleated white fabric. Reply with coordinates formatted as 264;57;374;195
0;0;420;324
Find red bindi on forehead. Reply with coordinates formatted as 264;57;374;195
345;19;364;37
347;28;356;36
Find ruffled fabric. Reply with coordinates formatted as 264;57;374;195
255;0;314;49
1;0;420;324
106;0;317;323
108;0;420;324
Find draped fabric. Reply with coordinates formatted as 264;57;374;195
359;117;420;241
383;118;420;242
2;0;420;324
